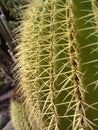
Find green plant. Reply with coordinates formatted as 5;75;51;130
11;0;98;130
0;0;29;29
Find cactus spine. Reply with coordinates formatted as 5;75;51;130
11;0;98;130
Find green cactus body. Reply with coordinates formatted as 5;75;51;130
11;0;98;130
72;0;98;129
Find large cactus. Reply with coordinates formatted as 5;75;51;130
10;0;98;130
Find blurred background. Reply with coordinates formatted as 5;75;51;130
0;0;27;129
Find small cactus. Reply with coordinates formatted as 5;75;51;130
11;0;98;130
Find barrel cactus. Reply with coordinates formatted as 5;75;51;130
10;0;98;130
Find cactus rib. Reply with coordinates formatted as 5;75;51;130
66;1;87;129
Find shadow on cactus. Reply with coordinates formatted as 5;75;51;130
10;0;98;130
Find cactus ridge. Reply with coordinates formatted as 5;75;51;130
72;0;98;129
10;0;98;130
11;1;45;129
66;1;87;129
92;0;98;19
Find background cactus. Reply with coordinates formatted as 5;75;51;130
11;0;98;130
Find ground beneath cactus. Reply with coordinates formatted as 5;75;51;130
0;85;14;130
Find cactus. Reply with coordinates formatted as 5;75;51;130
10;0;98;130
